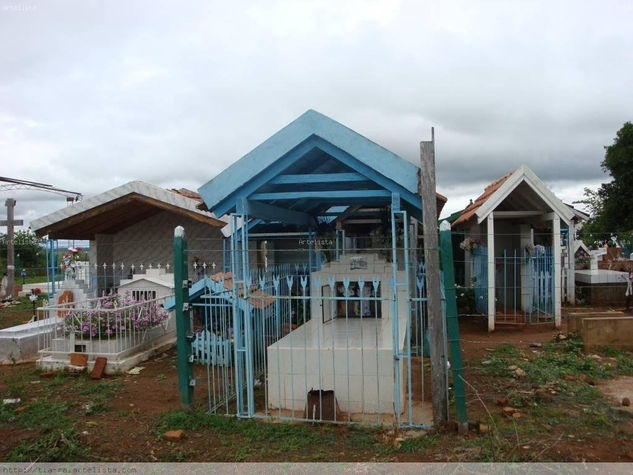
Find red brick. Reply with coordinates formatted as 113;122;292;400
90;357;107;380
164;430;184;441
70;353;88;367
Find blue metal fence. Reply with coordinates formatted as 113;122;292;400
470;246;554;324
183;214;439;428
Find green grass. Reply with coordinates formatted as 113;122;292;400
156;410;445;461
158;409;334;449
156;410;392;460
1;398;89;462
13;399;69;432
469;336;633;461
6;428;87;462
397;434;439;453
0;373;122;462
481;336;631;385
77;381;120;414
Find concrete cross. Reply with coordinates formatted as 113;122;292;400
1;198;24;300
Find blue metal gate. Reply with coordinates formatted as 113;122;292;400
472;247;488;314
470;246;554;323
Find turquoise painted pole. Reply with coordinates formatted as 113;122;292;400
173;225;194;408
439;220;468;429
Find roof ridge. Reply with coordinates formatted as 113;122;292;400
451;169;517;227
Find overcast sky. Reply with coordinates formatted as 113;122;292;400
1;0;632;230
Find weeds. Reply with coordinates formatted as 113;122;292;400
481;336;631;386
156;410;370;459
6;428;87;462
1;398;89;462
397;434;439;453
14;399;70;432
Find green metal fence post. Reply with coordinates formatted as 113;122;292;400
439;220;468;430
174;225;194;408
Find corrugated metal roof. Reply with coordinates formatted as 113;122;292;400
31;180;226;239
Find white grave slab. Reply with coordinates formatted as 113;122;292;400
0;317;61;362
267;254;408;415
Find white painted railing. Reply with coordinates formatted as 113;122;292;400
37;292;173;360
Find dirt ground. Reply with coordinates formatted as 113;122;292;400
1;307;633;462
598;376;633;412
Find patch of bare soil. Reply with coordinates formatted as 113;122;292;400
459;315;558;359
598;376;633;412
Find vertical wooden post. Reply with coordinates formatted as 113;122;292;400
173;225;194;408
552;216;562;328
439;220;468;431
487;214;495;332
420;128;448;425
2;199;23;300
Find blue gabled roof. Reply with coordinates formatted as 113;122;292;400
198;109;421;217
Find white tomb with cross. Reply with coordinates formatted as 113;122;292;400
118;267;175;301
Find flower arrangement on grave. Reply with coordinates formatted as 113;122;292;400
62;290;169;339
61;247;82;279
459;237;484;252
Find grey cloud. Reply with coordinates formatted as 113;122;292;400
1;0;631;226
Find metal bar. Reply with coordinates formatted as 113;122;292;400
439;221;467;429
174;227;193;407
402;210;413;426
390;197;401;427
250;189;392;201
269;172;367;184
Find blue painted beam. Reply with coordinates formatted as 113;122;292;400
312;137;423;215
208;134;424;222
210;137;318;217
249;190;392;200
403;202;423;223
269;172;367;184
197;110;419;211
392;192;401;211
246;200;317;227
247;218;263;231
318;210;384;216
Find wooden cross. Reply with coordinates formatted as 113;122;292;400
1;198;24;300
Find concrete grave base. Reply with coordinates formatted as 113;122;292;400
37;333;176;374
567;311;625;334
581;317;633;352
0;318;61;363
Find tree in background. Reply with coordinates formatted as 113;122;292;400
0;230;47;275
580;122;633;243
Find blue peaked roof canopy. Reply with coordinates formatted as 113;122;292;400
198;109;432;226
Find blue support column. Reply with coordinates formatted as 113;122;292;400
390;192;402;426
231;200;254;418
